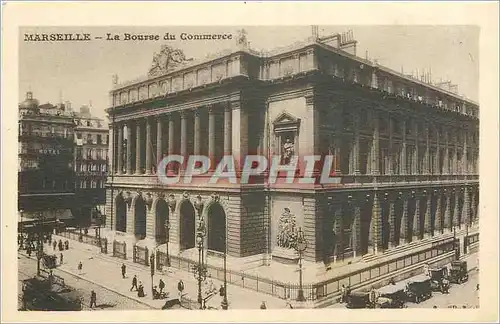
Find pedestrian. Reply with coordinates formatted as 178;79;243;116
53;240;57;251
260;301;267;309
90;290;97;308
121;263;126;279
158;279;165;294
130;275;138;291
58;239;63;251
177;279;184;294
64;240;69;250
340;284;346;303
476;284;479;291
219;285;225;297
78;261;83;272
60;253;64;265
138;281;145;297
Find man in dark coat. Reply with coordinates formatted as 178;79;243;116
121;263;126;279
130;275;138;291
159;279;165;294
90;290;97;308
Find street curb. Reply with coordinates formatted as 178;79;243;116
51;266;157;309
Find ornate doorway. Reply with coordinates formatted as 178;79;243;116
179;201;195;250
155;199;169;244
207;203;226;253
134;196;147;239
115;194;127;232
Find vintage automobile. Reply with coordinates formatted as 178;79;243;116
428;266;450;293
405;274;432;304
376;282;407;308
346;291;376;309
449;260;469;284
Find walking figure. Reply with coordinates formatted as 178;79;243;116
60;253;64;265
121;263;126;279
90;290;97;308
58;239;63;251
53;240;57;251
130;275;138;291
78;261;83;272
340;284;346;303
158;279;165;294
137;281;145;297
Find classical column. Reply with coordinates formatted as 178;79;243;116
156;117;163;169
412;193;421;241
117;124;123;174
388;195;396;248
401;120;407;175
371;113;380;175
108;125;115;174
352;202;361;258
444;191;452;231
453;130;459;174
435;127;441;174
353;111;360;175
424;191;432;237
388;118;394;175
470;189;477;225
168;114;175;156
399;196;409;245
434;191;443;234
126;121;133;174
135;121;142;174
452;190;460;227
180;110;188;168
334;137;342;176
231;100;248;171
208;105;215;167
413;122;419;174
463;129;468;174
194;109;201;155
424;125;430;174
224;103;232;156
370;193;381;254
443;129;449;174
145;117;152;175
462;187;470;227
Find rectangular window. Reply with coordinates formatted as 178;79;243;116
97;135;102;144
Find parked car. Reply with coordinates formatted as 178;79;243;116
428;266;450;293
376;282;407;308
449;260;469;284
346;291;376;309
405;274;432;304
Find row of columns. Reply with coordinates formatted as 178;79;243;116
333;111;478;176
112;102;236;175
328;186;478;259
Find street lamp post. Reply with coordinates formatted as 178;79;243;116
221;231;228;310
195;218;206;309
36;212;45;276
165;220;171;267
295;227;308;302
150;253;155;299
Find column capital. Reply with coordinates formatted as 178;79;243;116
229;100;240;111
179;109;189;119
193;108;201;117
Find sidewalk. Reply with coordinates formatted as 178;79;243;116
46;236;288;310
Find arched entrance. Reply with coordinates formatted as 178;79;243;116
179;201;196;250
155;199;169;244
135;196;147;239
115;194;127;232
207;203;226;253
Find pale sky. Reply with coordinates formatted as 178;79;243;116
19;25;479;121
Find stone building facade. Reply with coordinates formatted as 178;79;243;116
105;32;479;266
18;92;76;220
73;105;109;226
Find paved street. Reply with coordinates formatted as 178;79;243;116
18;254;151;311
34;236;289;310
329;253;479;309
408;269;479;309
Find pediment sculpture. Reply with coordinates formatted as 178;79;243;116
276;208;298;250
148;45;193;78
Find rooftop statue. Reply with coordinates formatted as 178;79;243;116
148;45;193;78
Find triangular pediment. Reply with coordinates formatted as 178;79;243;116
273;111;300;125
